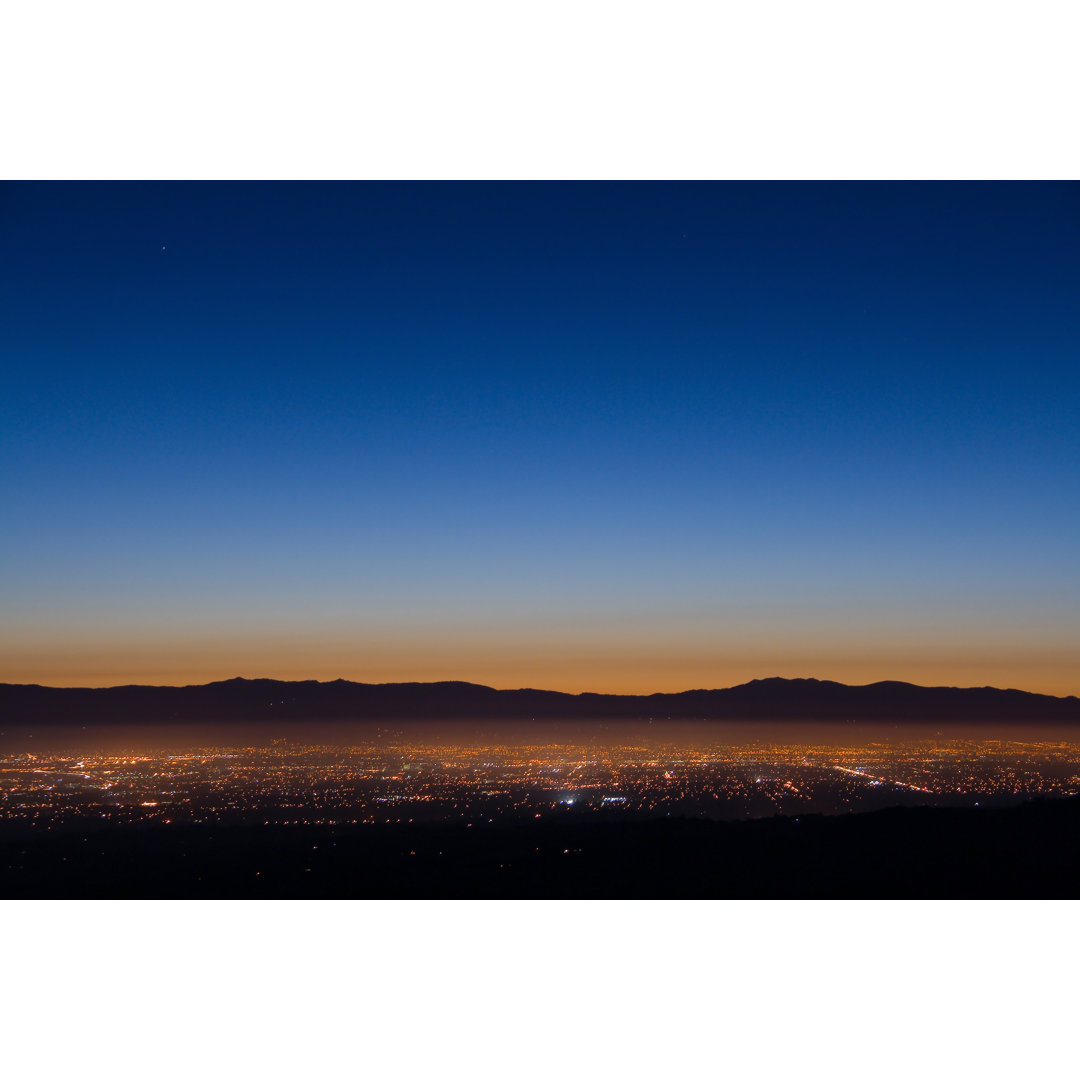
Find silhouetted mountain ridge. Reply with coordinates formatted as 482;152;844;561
1;676;1078;724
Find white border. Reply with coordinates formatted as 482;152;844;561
2;901;1075;1079
3;1;1077;178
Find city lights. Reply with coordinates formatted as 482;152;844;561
2;733;1077;836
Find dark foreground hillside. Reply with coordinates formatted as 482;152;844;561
3;796;1078;898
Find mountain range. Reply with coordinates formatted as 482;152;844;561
2;676;1078;724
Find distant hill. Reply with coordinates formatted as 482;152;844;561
1;675;1078;724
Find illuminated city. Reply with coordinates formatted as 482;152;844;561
3;726;1078;836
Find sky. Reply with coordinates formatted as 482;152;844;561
2;181;1078;693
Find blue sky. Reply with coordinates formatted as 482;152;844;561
2;182;1077;690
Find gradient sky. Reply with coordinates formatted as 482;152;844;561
2;182;1078;693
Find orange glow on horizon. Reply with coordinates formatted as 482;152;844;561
3;648;1077;698
4;611;1077;696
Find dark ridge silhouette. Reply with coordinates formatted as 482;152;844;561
2;795;1077;898
1;675;1078;724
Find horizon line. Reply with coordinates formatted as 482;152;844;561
4;674;1078;701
